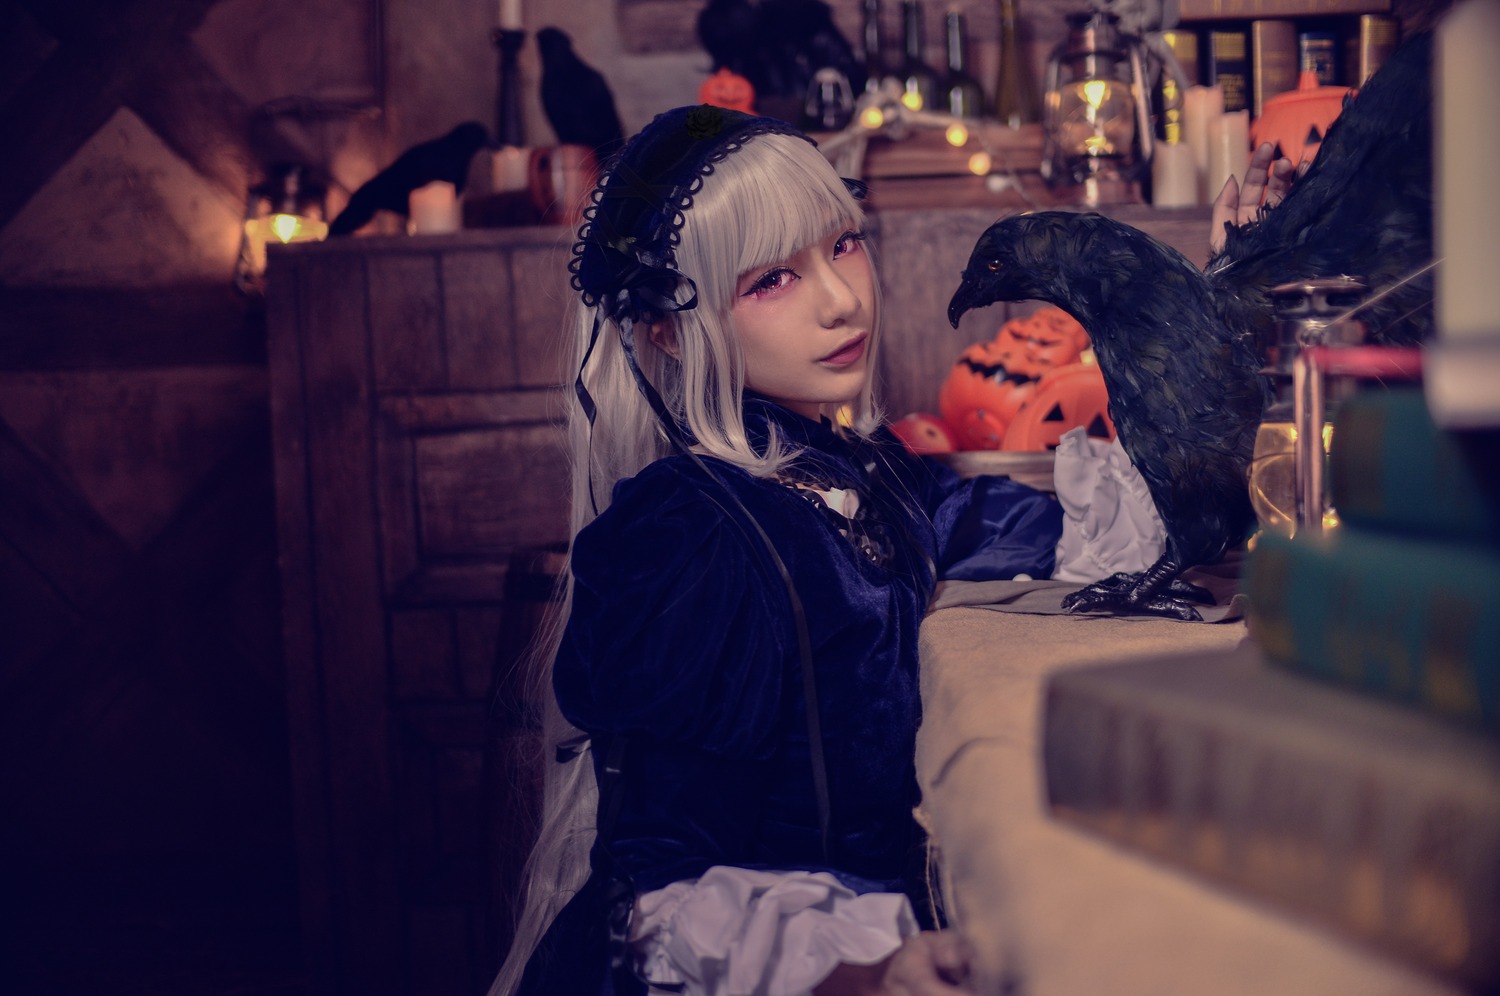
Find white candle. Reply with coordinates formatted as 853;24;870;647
408;180;462;234
1205;110;1250;207
1429;0;1500;426
498;0;522;30
491;146;530;191
1182;85;1224;202
1151;142;1197;208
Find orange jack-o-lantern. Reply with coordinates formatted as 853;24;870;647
1250;70;1354;168
939;306;1091;450
699;68;756;114
1001;362;1116;452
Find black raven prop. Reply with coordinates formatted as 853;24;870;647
946;32;1434;620
329;122;491;236
538;27;625;165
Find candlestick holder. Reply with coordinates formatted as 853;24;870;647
492;27;527;148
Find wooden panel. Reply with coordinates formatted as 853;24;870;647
0;418;131;609
455;605;504;702
616;0;700;53
412;423;569;558
509;242;574;388
874;206;1013;418
378;421;421;596
392;609;458;700
265;248;335;975
442;250;516;389
380;389;561;431
290;251;402;993
0;285;267;370
370;253;446;392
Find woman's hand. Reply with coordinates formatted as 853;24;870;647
814;930;977;995
1208;141;1299;253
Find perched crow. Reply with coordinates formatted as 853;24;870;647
537;27;625;165
329;122;491;236
947;32;1435;620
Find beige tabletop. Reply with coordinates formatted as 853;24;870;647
914;581;1460;996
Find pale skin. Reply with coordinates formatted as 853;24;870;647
1208;141;1301;254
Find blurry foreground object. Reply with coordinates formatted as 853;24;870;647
1429;0;1500;428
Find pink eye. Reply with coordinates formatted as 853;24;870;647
834;230;867;258
745;267;796;298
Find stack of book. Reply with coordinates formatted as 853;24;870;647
1244;386;1500;732
1040;387;1500;990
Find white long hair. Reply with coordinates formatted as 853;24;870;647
488;128;883;996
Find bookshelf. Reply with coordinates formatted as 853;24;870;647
1177;1;1400;116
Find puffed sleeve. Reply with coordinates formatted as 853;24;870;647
931;472;1063;581
872;431;1063;582
554;461;790;760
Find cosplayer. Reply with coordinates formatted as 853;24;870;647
488;104;1293;996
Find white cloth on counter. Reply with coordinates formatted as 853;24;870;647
1051;427;1166;583
630;865;917;995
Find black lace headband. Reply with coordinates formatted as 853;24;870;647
569;103;865;325
569;104;812;324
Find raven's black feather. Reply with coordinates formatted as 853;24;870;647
329;122;491;237
538;27;625;165
946;32;1435;619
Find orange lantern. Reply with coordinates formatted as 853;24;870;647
1250;70;1354;168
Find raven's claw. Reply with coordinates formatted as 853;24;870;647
1060;561;1214;621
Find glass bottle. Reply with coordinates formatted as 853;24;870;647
899;1;938;112
994;0;1040;127
861;0;888;94
943;10;986;118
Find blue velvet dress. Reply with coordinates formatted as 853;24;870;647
528;398;1061;992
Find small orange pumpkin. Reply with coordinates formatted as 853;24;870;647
699;68;756;114
889;412;958;455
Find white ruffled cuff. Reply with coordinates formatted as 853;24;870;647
629;866;918;996
1052;427;1167;583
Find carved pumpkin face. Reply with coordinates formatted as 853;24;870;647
939;306;1090;450
699;68;756;114
1250;70;1353;167
1001;362;1117;452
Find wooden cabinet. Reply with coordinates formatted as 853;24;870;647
267;227;573;996
266;203;1210;995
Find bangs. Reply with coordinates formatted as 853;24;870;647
680;134;866;309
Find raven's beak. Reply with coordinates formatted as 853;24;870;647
947;277;976;328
